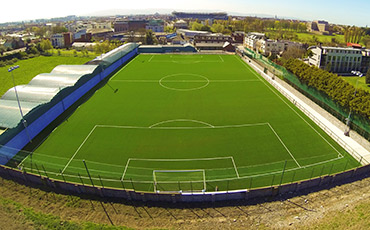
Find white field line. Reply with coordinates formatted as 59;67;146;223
110;79;261;83
203;169;207;191
149;119;214;128
148;55;154;62
24;154;343;185
153;170;157;192
60;125;97;174
230;156;240;178
129;156;234;162
109;55;139;81
219;55;224;62
234;56;344;158
121;158;131;181
97;122;269;130
149;60;224;63
267;123;301;168
152;169;207;192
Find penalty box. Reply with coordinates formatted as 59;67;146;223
67;122;298;182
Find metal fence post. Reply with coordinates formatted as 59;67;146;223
82;160;95;187
271;174;275;187
34;163;42;177
130;178;135;191
41;165;49;179
343;160;349;172
99;175;104;188
291;171;296;184
78;173;85;186
329;163;334;175
59;169;66;183
309;167;315;180
279;160;287;186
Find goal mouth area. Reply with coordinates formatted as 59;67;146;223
153;169;206;193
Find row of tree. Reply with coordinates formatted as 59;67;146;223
282;59;370;120
344;26;364;44
187;18;308;35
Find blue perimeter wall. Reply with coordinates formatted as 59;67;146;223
0;47;138;165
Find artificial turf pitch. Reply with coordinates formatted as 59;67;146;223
20;54;359;192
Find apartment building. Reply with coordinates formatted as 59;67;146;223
146;20;165;32
308;46;370;73
246;32;302;56
244;32;266;50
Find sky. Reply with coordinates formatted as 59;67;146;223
1;0;369;27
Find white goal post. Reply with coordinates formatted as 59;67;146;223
153;169;206;193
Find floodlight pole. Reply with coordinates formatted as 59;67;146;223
8;65;32;142
344;70;363;136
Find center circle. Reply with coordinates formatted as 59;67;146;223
159;73;210;91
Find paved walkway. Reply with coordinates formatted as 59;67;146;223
240;55;370;165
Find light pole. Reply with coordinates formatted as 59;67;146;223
344;70;363;136
8;65;32;142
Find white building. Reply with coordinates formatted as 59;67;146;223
50;34;64;48
146;20;164;32
177;29;211;39
308;46;363;73
244;32;265;50
173;20;188;29
245;32;302;56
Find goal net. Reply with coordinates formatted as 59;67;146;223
153;169;206;193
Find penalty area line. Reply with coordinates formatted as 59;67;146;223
121;158;131;181
267;123;301;168
60;125;97;175
230;156;240;178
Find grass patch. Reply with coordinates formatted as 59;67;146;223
0;196;131;230
341;76;370;93
0;55;92;97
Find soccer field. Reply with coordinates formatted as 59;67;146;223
19;54;359;193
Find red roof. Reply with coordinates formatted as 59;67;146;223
347;43;362;48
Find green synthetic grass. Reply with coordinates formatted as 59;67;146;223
0;56;92;97
18;54;359;192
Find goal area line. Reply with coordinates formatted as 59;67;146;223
121;156;239;182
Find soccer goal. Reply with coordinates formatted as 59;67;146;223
153;169;206;193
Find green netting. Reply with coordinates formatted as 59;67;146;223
241;47;370;140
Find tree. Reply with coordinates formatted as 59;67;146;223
26;46;39;55
190;21;203;31
164;26;175;33
52;26;68;34
39;39;52;52
366;69;370;85
211;23;224;33
281;46;306;60
145;30;156;45
344;26;364;43
200;25;211;32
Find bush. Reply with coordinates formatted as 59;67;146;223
282;59;370;119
